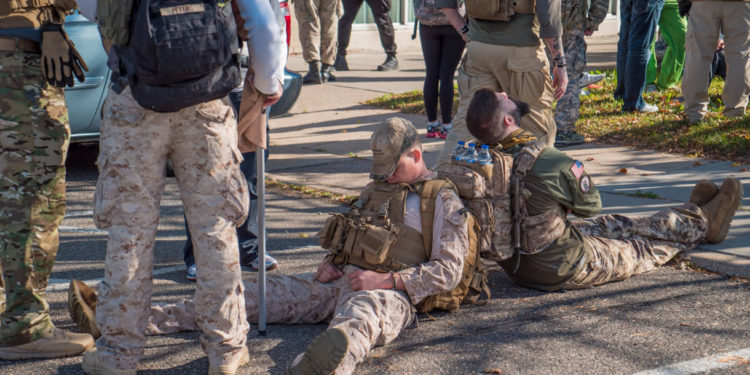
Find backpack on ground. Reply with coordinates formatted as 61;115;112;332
99;0;241;112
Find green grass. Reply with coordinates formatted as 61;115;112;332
365;73;750;163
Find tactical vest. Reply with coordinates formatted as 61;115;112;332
464;0;534;22
317;179;490;313
439;140;566;271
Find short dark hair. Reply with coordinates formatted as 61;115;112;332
466;87;503;144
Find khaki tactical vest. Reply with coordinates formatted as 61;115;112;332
439;140;566;272
0;0;75;25
318;179;490;313
464;0;535;22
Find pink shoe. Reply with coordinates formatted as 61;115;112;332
426;124;440;138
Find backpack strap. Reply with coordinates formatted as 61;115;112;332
509;140;547;273
417;178;456;256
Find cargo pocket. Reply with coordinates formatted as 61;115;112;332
105;88;146;126
318;213;345;250
506;57;546;106
225;149;249;227
358;224;398;265
93;158;116;229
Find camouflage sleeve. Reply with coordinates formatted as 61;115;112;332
585;0;610;31
398;189;468;305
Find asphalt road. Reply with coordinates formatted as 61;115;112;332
1;143;749;375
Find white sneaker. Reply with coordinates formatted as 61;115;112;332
639;103;659;113
579;72;605;87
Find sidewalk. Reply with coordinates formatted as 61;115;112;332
272;37;750;278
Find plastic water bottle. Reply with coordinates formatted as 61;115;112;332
451;141;466;161
476;144;493;166
461;143;478;164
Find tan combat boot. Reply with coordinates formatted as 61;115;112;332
700;178;743;244
689;180;719;206
0;328;94;360
81;347;137;375
208;345;250;375
68;279;101;339
284;327;349;375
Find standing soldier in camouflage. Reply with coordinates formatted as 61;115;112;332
0;0;95;360
296;0;342;84
69;117;485;375
466;88;743;291
552;0;609;147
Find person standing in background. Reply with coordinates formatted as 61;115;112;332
415;0;467;139
0;0;94;360
553;0;609;147
645;0;687;92
295;0;341;83
613;0;664;113
335;0;399;71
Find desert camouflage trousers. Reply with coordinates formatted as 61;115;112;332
93;87;249;370
435;41;556;168
0;47;69;347
562;203;707;289
295;0;342;65
145;265;415;375
554;29;587;131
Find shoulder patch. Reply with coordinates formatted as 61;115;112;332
570;160;585;179
579;175;591;193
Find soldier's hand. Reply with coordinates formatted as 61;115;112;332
41;24;88;88
262;86;283;108
315;259;343;283
347;270;390;291
552;65;568;100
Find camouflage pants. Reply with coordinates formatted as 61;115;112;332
295;0;342;65
562;203;707;289
0;47;69;347
554;29;587;132
145;266;415;375
94;87;249;370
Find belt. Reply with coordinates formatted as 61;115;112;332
0;36;40;53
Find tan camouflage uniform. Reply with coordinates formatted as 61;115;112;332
563;203;707;288
142;188;468;375
0;44;69;347
93;87;250;370
294;0;342;65
553;0;609;132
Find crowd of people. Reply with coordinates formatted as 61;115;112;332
0;0;748;374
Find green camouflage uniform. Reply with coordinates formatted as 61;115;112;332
553;0;609;132
0;44;70;346
497;130;708;291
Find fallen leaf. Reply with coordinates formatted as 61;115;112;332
630;331;655;337
618;168;628;174
299;233;309;238
586;157;595;161
340;129;348;133
732;162;741;167
718;356;750;365
693;161;703;167
741;168;748;172
679;322;693;327
484;369;503;374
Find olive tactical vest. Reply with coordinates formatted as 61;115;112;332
464;0;534;22
318;179;490;312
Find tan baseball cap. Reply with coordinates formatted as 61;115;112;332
370;117;418;181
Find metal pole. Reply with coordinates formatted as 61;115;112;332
257;110;268;335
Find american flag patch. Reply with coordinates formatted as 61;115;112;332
571;160;585;179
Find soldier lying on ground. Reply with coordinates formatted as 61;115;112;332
463;87;743;291
69;117;487;375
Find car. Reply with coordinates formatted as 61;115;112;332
64;3;301;143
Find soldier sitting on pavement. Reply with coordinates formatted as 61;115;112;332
69;117;488;375
464;87;743;291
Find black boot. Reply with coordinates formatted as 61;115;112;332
377;53;398;71
303;61;322;84
333;54;349;71
321;63;336;82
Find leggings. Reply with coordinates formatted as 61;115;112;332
419;23;466;124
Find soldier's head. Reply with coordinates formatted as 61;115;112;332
466;88;530;144
370;117;427;184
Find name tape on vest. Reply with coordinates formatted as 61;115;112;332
160;3;205;16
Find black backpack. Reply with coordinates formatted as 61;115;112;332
113;0;241;112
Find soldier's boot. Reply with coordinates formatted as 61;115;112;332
377;53;398;71
284;327;348;375
303;61;323;84
0;328;94;360
321;63;336;83
81;347;136;375
68;279;101;339
208;346;250;375
689;180;719;206
333;54;349;71
700;178;743;244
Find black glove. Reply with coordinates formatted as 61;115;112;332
41;24;89;88
678;0;691;17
